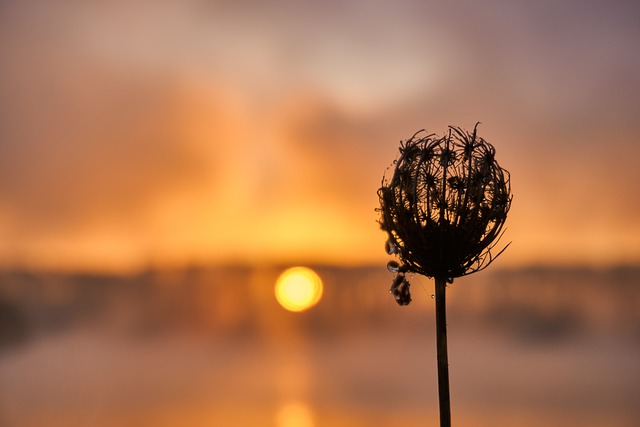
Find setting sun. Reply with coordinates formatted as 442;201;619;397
275;267;323;312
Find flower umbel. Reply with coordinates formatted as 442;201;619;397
377;123;511;427
378;123;512;304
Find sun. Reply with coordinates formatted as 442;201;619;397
275;267;323;312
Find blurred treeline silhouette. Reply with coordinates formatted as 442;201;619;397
2;265;639;351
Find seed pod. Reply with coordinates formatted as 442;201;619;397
387;260;401;273
378;123;512;303
389;274;411;306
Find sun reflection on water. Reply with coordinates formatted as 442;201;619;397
275;400;315;427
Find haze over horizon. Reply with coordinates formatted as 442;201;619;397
1;0;639;272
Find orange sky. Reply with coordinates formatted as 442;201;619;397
1;0;639;272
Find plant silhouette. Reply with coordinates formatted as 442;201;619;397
377;123;512;427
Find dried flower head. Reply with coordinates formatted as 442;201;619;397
378;124;511;305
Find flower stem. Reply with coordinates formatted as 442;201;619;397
435;276;451;427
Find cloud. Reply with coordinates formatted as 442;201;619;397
0;64;212;233
1;0;639;269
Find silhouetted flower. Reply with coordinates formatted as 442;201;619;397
377;123;511;427
377;123;512;304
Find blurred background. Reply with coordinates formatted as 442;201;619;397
1;0;639;426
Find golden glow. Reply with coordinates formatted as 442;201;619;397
275;267;323;312
275;401;314;427
2;1;640;272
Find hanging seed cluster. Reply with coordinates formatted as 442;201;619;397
378;124;512;305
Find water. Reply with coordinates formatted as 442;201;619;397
1;266;639;426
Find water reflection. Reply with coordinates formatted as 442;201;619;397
0;266;639;426
276;400;315;427
275;355;312;400
272;270;316;427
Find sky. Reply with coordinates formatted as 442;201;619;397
0;0;639;272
